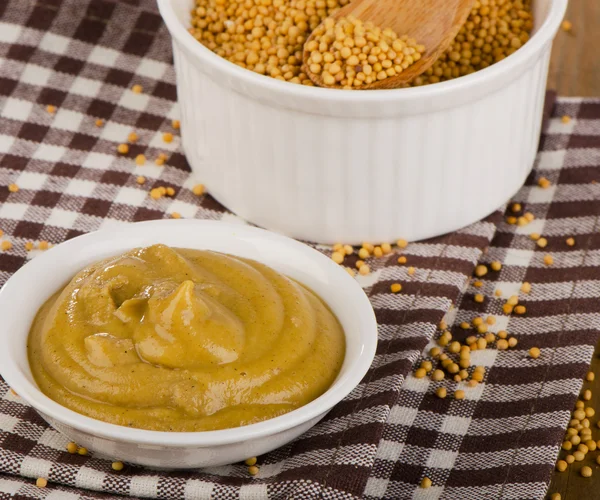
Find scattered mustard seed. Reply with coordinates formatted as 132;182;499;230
359;264;370;276
46;105;56;114
397;255;407;264
495;289;503;297
343;244;353;256
538;177;551;189
78;447;88;456
474;293;484;303
556;460;567;472
566;237;575;246
373;246;383;258
414;368;427;379
390;283;402;293
587;371;595;382
420;477;432;489
192;184;205;196
163;132;174;143
132;84;143;94
112;461;124;471
95;119;104;127
135;154;146;166
1;241;13;251
530;233;540;241
172;119;181;129
581;466;593;478
536;237;548;248
473;280;483;288
397;239;408;248
507;216;517;225
155;157;165;166
407;266;415;276
248;465;259;476
245;457;257;466
331;251;344;264
511;203;522;213
520;282;531;293
39;241;49;250
36;478;48;488
166;187;175;197
475;265;488;277
355;260;365;269
583;389;592;401
514;305;526;315
431;369;445;381
561;20;572;32
543;255;554;266
490;261;502;271
436;387;447;399
454;390;465;400
66;442;78;454
136;176;146;185
508;337;518;348
8;183;19;193
171;212;182;219
128;132;138;143
529;347;540;359
551;493;561;500
24;241;34;251
117;143;129;155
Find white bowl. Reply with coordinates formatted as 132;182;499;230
158;0;567;244
0;220;377;468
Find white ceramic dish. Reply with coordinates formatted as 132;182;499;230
158;0;567;244
0;220;377;468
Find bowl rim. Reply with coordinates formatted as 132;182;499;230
157;0;568;105
0;220;377;447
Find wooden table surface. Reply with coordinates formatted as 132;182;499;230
545;2;599;498
548;1;600;96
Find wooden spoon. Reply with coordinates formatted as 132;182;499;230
303;0;475;90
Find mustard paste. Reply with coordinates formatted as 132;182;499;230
28;244;345;432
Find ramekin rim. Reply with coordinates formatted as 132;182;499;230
0;219;377;447
157;0;568;104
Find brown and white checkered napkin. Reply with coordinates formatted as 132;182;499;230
0;1;597;499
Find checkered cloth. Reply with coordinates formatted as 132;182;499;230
0;1;596;499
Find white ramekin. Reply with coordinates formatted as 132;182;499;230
0;220;377;468
158;0;567;244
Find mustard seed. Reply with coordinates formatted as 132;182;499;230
66;442;78;454
248;466;259;476
520;282;531;293
8;183;18;193
245;457;257;466
163;132;174;143
473;280;483;288
46;105;56;114
421;360;433;372
112;461;124;471
390;283;402;293
331;251;344;264
132;84;143;93
556;460;567;472
561;20;572;32
172;119;181;129
583;389;592;401
117;143;129;154
514;305;526;315
566;454;575;464
397;255;407;264
135;154;146;166
420;477;432;488
454;390;465;400
587;371;595;382
581;466;592;478
36;478;47;488
536;237;548;248
359;264;370;276
95;119;104;127
475;265;487;277
538;177;551;189
528;347;540;359
543;255;554;266
431;369;444;381
192;184;205;196
474;293;484;303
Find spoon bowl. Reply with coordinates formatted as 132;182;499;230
304;0;476;89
